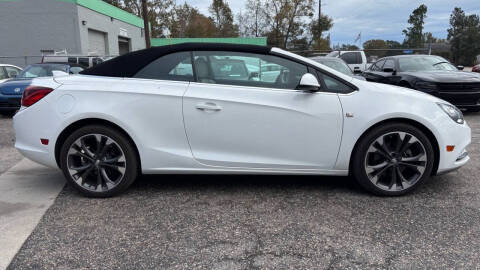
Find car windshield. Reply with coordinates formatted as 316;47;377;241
317;59;353;76
18;65;68;78
398;56;457;72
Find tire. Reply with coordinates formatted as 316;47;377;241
60;125;138;197
351;122;435;196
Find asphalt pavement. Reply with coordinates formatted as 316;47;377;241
2;113;480;269
0;115;23;174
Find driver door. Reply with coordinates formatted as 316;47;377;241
183;51;343;170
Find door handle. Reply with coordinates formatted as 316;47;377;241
196;102;222;111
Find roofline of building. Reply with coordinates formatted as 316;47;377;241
0;0;144;28
150;37;268;47
70;0;144;28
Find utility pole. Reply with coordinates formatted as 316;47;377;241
318;0;322;37
141;0;151;48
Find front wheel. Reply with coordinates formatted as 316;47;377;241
352;123;435;196
60;125;138;197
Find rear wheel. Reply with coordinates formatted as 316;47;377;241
60;125;138;197
352;123;435;196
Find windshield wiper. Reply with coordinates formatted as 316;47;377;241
433;61;449;66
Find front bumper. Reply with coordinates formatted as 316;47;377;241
435;119;471;175
431;91;480;109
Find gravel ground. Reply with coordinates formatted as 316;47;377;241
7;112;480;270
0;115;23;175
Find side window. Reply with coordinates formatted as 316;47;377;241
78;58;89;68
68;57;78;64
92;58;103;66
0;68;6;79
134;51;194;82
371;59;386;71
383;59;395;70
340;52;361;65
4;66;20;78
317;71;353;93
193;51;308;90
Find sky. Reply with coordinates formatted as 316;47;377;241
182;0;480;47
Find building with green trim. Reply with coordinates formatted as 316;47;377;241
0;0;267;67
0;0;147;67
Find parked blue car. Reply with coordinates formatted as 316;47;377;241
0;63;84;115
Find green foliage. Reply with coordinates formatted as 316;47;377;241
209;0;239;37
363;39;387;50
264;0;316;48
332;44;359;50
168;3;217;38
237;0;269;37
103;0;174;38
447;7;480;66
402;4;428;48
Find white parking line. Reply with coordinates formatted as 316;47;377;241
0;159;64;270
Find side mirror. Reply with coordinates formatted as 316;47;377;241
383;67;394;73
457;65;464;71
297;73;320;92
353;67;362;74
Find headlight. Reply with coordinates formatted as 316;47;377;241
415;81;438;90
437;103;464;124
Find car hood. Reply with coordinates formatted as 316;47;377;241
358;80;445;104
0;78;32;95
401;70;480;83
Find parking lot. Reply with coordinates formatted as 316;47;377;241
1;112;479;269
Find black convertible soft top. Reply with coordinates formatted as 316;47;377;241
80;42;271;78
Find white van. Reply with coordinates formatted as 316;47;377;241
326;51;371;73
41;55;105;68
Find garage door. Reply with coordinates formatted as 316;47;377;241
88;29;107;56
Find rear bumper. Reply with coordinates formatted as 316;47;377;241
0;94;21;111
14;101;60;169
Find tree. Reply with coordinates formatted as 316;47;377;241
332;44;359;50
103;0;122;7
307;14;333;49
363;39;387;50
237;0;268;37
103;0;174;38
168;3;217;38
209;0;239;37
363;39;388;57
402;4;427;48
447;7;480;65
264;0;315;48
386;40;402;49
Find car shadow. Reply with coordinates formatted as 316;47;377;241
126;173;366;196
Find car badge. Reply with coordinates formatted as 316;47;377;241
14;88;21;93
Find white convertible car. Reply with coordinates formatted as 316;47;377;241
13;43;470;197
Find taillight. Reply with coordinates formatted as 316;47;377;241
21;86;53;107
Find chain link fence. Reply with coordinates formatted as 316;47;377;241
0;55;118;68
